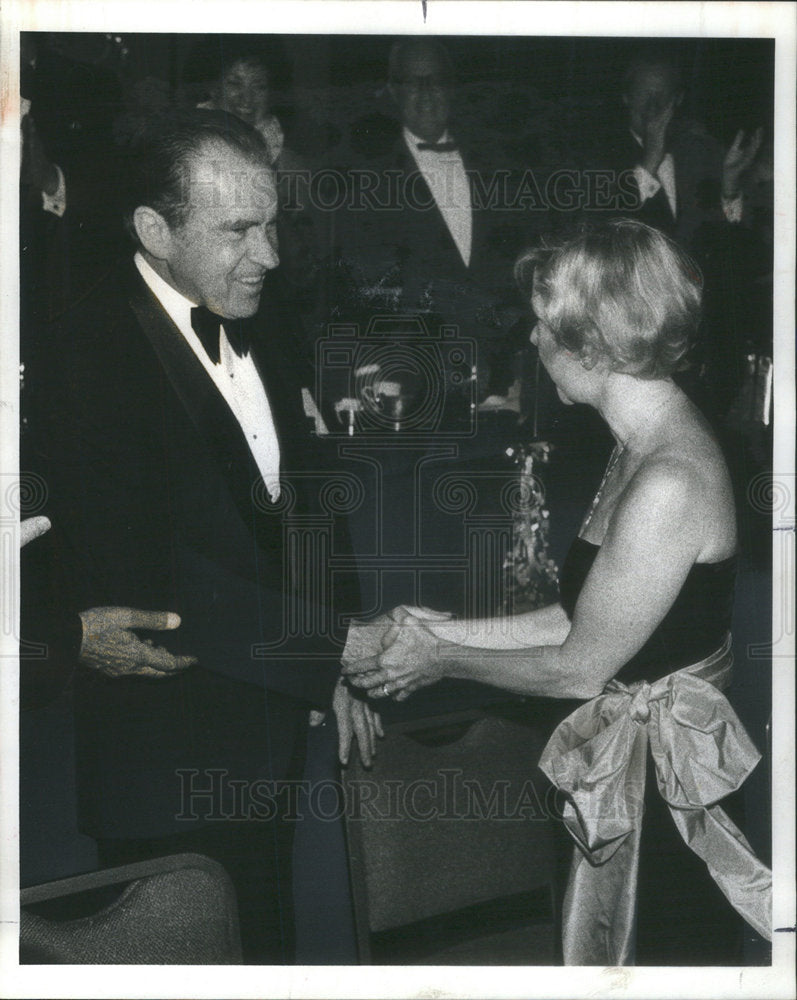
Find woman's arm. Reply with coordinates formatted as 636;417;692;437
397;601;571;650
346;458;708;701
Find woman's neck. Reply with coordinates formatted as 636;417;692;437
597;373;681;454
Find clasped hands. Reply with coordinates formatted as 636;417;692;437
342;606;453;703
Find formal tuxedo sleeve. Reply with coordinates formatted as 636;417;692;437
19;531;82;710
172;540;343;708
40;324;175;611
631;163;664;203
623;166;675;232
40;270;344;709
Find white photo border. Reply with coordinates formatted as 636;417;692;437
1;2;794;998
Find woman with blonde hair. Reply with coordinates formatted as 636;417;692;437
345;218;771;964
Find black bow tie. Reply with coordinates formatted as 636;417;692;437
190;307;251;365
416;141;458;152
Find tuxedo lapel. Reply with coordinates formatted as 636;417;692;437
395;139;470;275
462;148;486;272
248;276;318;474
123;264;273;520
248;336;308;476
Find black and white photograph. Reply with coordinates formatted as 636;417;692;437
1;2;794;998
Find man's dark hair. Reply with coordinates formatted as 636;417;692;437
120;107;271;244
621;45;684;98
387;37;455;87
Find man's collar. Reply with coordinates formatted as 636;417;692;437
630;127;677;153
403;125;453;149
134;252;195;331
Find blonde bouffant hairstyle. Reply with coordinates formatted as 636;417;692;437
515;219;703;379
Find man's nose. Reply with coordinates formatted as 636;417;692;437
529;323;539;346
248;225;279;269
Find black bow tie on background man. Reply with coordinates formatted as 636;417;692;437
190;306;251;365
416;141;458;152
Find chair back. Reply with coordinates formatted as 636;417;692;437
343;705;557;962
20;853;242;964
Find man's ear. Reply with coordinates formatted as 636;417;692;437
132;206;172;260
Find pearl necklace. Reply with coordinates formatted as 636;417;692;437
580;443;625;535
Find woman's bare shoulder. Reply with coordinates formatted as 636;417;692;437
625;411;736;560
658;403;732;490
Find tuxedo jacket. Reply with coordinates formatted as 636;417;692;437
38;262;348;838
598;122;728;251
20;46;126;326
333;129;531;395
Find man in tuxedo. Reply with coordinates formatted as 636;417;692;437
333;37;529;405
593;47;764;419
20;33;125;330
39;109;377;963
601;49;761;248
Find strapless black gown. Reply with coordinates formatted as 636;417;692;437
560;536;737;685
556;536;745;964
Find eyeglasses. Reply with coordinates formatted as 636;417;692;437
398;74;447;92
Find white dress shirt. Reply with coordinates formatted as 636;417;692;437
135;253;281;501
631;130;742;223
631;130;678;217
404;127;472;267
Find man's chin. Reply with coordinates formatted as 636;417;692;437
409;115;447;144
223;290;263;319
231;306;260;320
556;387;574;406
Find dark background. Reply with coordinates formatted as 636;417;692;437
39;33;775;158
17;31;776;964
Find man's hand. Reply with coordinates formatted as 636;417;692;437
641;96;676;176
310;677;384;768
344;607;452;702
342;604;452;701
722;127;764;200
20;516;51;548
78;607;197;679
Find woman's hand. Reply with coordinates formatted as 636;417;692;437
344;610;450;702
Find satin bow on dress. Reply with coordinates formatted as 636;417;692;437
539;634;772;965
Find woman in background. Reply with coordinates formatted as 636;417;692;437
189;37;301;174
185;37;320;329
345;218;771;965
